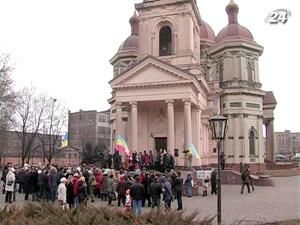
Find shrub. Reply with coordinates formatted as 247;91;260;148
0;203;215;225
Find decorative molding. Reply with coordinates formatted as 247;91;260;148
230;102;242;107
227;155;234;158
246;103;260;109
239;155;245;158
239;136;244;139
228;136;234;139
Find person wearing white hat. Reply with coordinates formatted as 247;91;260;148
5;167;16;203
57;177;67;210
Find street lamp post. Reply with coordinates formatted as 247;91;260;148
209;115;228;225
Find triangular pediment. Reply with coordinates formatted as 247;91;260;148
110;56;195;87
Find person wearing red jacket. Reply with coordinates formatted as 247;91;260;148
95;169;103;198
73;173;79;208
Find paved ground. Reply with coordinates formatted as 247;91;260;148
0;176;299;225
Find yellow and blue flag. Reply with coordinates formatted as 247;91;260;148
61;132;68;148
187;143;200;159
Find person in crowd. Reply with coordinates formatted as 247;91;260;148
16;167;25;193
107;173;116;206
95;168;103;199
241;166;250;194
149;150;154;169
88;170;96;202
77;176;87;206
174;171;183;210
143;172;152;207
108;153;113;169
246;164;255;192
202;169;210;197
117;175;126;207
48;166;58;202
73;172;80;207
56;167;65;186
170;170;177;198
23;166;31;201
210;169;217;195
130;175;145;216
30;167;39;201
161;176;173;210
1;163;12;194
149;175;162;210
66;174;75;209
124;189;132;212
184;172;193;197
101;171;108;201
5;167;16;203
138;152;143;169
57;177;67;210
40;169;50;201
220;152;226;170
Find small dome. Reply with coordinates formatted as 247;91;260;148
200;20;216;43
216;0;255;44
118;35;139;52
216;24;254;43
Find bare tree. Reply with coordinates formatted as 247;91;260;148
12;87;47;165
0;55;16;165
38;98;67;164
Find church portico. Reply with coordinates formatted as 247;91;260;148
111;97;205;167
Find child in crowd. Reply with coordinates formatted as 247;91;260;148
124;189;132;212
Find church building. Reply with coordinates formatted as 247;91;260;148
108;0;276;172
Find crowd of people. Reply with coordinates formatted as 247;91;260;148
0;158;256;215
0;161;190;215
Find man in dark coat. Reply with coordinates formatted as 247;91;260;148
23;167;31;200
174;171;184;210
48;166;58;202
241;166;250;194
210;169;217;195
130;176;145;216
149;175;162;209
30;168;39;201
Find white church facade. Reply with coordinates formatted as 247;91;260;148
108;0;276;172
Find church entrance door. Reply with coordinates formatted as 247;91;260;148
155;137;167;153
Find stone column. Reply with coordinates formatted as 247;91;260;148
233;114;239;164
130;101;138;153
116;102;122;137
183;99;192;150
265;119;275;161
166;100;175;156
195;105;202;160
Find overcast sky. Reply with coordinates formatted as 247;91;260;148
0;0;299;132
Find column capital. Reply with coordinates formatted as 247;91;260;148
166;99;174;104
183;98;192;105
129;101;137;107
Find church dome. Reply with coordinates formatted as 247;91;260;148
200;20;215;43
216;0;255;44
118;35;139;52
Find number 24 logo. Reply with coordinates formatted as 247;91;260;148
265;9;291;24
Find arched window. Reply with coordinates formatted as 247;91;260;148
249;128;256;155
247;62;253;82
159;26;172;56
